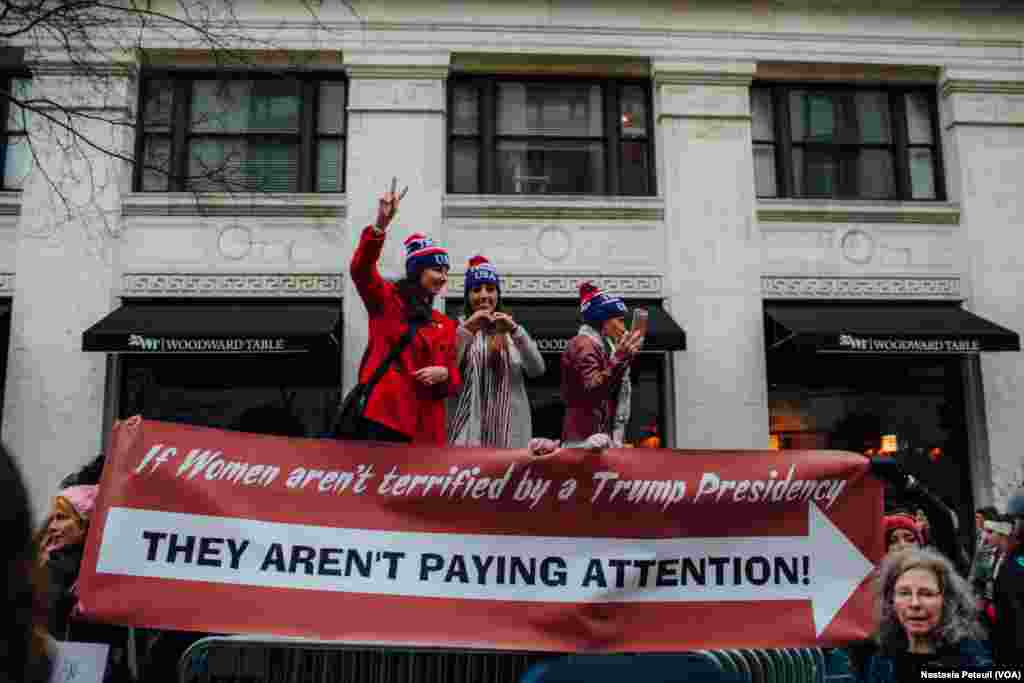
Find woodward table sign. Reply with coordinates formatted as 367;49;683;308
78;418;883;652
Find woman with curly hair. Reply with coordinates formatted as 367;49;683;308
854;547;991;681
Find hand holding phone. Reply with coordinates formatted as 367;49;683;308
631;307;648;339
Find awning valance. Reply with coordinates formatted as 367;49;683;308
497;303;686;353
82;303;341;354
765;303;1020;354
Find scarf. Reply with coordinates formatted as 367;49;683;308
448;324;514;447
577;324;632;446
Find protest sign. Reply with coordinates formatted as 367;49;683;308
78;417;882;652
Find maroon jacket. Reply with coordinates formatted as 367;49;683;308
559;333;632;444
350;226;462;444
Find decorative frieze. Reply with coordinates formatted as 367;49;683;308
448;274;663;298
121;273;344;297
762;276;961;300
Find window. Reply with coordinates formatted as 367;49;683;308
136;74;346;193
1;76;31;191
752;84;943;201
448;78;654;196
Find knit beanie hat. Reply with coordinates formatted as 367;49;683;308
404;233;450;279
58;485;99;520
883;513;922;546
579;281;627;326
464;255;500;293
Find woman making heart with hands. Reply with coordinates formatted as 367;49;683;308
448;256;545;449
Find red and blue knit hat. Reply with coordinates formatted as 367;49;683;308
404;233;450;278
579;281;627;326
465;255;500;293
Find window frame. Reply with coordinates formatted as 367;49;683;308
133;71;347;194
1;72;32;192
446;75;656;197
752;82;946;201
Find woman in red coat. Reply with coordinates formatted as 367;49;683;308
349;180;462;444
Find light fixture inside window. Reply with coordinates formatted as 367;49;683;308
880;434;898;453
768;434;780;450
622;112;633;127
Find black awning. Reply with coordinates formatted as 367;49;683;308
82;303;341;354
765;303;1020;354
501;303;686;353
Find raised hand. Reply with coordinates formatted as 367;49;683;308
375;176;409;232
618;329;644;357
491;312;517;334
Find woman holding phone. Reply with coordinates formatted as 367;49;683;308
349;178;462;444
448;256;545;448
559;282;643;447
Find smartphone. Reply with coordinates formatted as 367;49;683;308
631;308;648;338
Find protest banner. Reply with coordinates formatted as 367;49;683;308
77;417;883;652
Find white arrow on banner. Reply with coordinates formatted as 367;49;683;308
95;503;873;637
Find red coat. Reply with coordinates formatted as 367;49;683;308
350;226;462;444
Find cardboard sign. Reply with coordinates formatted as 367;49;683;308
78;418;883;652
48;641;109;683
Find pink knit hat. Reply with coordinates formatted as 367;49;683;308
58;485;99;520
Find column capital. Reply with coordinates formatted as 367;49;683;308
344;50;451;81
939;67;1024;128
651;59;755;88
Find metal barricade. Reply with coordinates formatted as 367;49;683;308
179;638;838;683
178;636;546;683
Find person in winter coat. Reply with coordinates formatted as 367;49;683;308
852;547;991;682
992;490;1024;667
560;282;642;447
349;179;462;444
448;256;545;448
2;442;52;683
36;485;98;638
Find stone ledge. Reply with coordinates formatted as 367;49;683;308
443;195;664;221
941;80;1024;98
757;200;960;226
122;194;347;219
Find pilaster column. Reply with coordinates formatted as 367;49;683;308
342;53;450;392
654;60;769;449
940;68;1024;508
4;59;131;517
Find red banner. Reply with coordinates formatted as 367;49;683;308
78;417;883;652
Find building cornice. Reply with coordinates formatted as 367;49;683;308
757;201;961;226
120;273;344;298
762;276;961;300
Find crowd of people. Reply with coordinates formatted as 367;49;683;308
3;182;1022;682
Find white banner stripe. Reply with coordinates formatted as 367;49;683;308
96;505;871;634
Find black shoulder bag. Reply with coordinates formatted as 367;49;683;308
330;321;420;440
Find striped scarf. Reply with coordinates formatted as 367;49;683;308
577;324;632;446
448;328;514;447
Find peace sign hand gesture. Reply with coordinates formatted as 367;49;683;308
374;176;409;232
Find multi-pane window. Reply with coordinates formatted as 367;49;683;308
752;84;943;201
1;76;32;191
136;74;346;193
448;78;654;196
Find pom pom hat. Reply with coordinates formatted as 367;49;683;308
464;255;500;293
579;281;627;326
404;233;450;279
883;513;923;546
58;484;99;520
